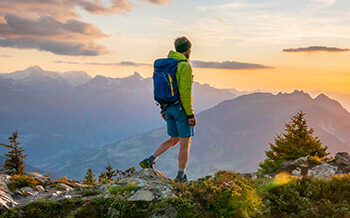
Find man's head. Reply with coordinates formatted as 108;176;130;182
175;36;192;59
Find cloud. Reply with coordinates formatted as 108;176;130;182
0;14;106;40
0;0;172;56
55;60;150;66
283;46;350;53
0;38;108;56
0;14;107;56
312;0;337;8
0;54;12;57
190;60;271;70
55;59;268;69
142;0;172;5
0;0;134;20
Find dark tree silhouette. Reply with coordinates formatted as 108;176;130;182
83;168;96;185
1;131;27;175
105;162;116;181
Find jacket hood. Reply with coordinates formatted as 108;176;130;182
167;50;188;62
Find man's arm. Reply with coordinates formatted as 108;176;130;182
177;62;194;118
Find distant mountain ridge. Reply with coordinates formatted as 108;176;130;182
42;90;350;179
0;66;241;167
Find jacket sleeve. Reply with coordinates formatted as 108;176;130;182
177;62;194;118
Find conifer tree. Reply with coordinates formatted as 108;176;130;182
105;162;116;181
1;131;27;175
84;168;96;185
98;172;107;183
259;111;329;174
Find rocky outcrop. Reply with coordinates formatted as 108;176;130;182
0;172;79;212
0;174;17;210
1;169;177;213
307;163;338;178
117;169;175;201
267;152;350;178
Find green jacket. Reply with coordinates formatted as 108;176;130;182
167;50;194;118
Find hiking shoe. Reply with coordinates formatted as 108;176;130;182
139;158;154;169
175;174;188;183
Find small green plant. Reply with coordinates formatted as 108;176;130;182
10;174;38;190
109;183;137;195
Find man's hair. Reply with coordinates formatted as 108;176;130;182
174;36;192;53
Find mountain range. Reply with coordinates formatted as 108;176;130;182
39;91;350;179
0;66;240;166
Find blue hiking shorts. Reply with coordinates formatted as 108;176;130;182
164;104;194;138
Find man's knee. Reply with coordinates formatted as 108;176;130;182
180;136;191;144
170;137;180;145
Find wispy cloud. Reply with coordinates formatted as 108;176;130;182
0;0;134;20
55;60;151;66
0;54;12;57
191;60;271;70
0;0;171;56
55;59;270;70
0;38;107;56
311;0;337;9
142;0;172;5
283;46;350;53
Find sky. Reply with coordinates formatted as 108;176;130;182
1;0;350;94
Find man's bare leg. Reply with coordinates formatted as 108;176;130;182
154;137;179;157
139;137;179;169
176;137;191;181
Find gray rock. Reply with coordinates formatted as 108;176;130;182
56;183;73;191
52;190;63;197
291;167;302;177
291;156;309;168
0;175;18;211
128;190;154;201
35;185;45;192
334;152;350;165
20;187;34;192
334;152;350;173
307;163;338;178
117;169;174;201
0;174;12;186
0;190;18;211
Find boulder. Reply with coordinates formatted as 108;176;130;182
0;190;17;211
128;190;154;201
35;185;45;192
291;167;302;177
56;183;73;191
333;152;350;174
20;187;34;192
118;169;175;201
307;163;338;178
0;174;18;211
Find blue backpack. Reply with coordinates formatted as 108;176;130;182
153;58;186;106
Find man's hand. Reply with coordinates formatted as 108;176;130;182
161;112;166;120
188;117;196;126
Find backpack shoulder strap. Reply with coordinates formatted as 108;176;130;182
176;59;187;63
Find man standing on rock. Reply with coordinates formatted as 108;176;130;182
139;36;196;182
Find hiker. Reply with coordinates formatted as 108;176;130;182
139;36;196;182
